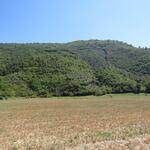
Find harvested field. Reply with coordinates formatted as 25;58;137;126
0;94;150;150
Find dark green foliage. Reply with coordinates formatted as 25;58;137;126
134;83;142;94
146;83;150;93
0;96;5;100
96;67;137;93
0;95;7;100
0;40;150;97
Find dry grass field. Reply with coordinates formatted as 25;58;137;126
0;94;150;150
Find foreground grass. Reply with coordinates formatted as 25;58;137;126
0;94;150;149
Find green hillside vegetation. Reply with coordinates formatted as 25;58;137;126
0;40;150;97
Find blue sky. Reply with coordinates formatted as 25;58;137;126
0;0;150;47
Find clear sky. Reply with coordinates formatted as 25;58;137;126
0;0;150;47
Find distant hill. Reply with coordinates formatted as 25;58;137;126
0;40;150;97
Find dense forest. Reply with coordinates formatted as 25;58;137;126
0;40;150;97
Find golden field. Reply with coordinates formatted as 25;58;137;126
0;94;150;150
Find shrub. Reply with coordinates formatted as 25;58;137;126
0;95;7;100
145;83;150;93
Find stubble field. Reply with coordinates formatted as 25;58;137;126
0;94;150;150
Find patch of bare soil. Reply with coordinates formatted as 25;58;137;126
69;135;150;150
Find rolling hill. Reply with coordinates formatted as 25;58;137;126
0;40;150;97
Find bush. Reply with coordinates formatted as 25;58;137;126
145;83;150;93
0;95;7;100
95;86;112;96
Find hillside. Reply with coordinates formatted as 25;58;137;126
0;40;150;97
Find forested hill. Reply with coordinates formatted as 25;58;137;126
0;40;150;97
